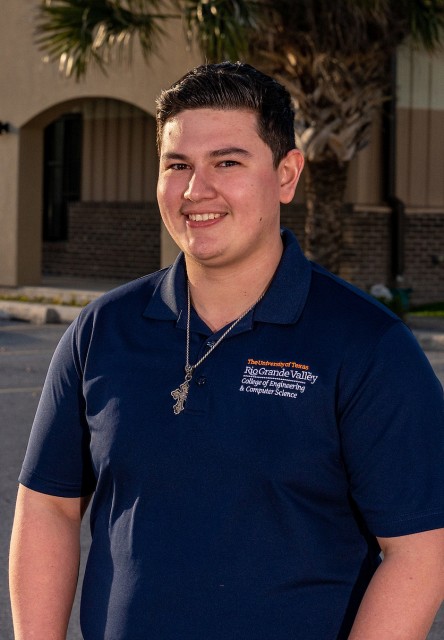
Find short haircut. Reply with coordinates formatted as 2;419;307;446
156;61;296;167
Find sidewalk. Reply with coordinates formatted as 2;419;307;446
1;279;444;351
0;277;124;325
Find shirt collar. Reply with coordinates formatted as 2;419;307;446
143;228;311;328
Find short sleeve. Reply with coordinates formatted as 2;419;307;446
339;321;444;537
19;320;96;497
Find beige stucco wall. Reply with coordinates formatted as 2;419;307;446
396;45;444;207
1;2;200;126
0;134;20;284
0;1;199;285
397;45;444;111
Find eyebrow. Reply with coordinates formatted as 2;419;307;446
209;147;252;158
161;147;252;161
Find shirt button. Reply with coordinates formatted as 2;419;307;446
197;376;207;386
206;340;216;348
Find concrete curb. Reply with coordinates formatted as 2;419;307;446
0;301;81;324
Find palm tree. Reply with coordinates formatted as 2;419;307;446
35;0;444;271
34;1;259;78
188;0;444;271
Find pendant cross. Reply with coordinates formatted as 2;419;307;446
171;366;193;415
171;380;190;415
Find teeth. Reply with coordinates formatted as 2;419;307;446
188;213;223;221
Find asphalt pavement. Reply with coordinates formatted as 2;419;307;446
0;319;89;640
1;316;444;639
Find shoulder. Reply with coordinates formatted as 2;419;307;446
310;262;398;320
306;262;402;342
67;267;171;364
80;267;169;320
73;265;175;336
299;262;427;394
278;228;400;342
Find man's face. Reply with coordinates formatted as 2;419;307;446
157;108;303;271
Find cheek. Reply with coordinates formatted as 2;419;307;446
243;178;279;212
157;174;170;197
156;177;165;203
157;178;179;212
244;168;279;195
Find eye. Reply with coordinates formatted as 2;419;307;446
169;163;190;171
219;160;239;167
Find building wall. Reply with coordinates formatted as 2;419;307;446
44;200;441;305
345;113;383;206
43;202;161;280
37;43;444;305
0;1;199;286
0;3;199;129
1;3;444;303
397;46;444;208
281;205;444;306
403;210;444;303
81;100;158;202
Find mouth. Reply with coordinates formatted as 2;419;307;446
186;212;225;222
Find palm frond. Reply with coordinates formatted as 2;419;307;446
35;0;179;79
404;0;444;50
181;0;263;62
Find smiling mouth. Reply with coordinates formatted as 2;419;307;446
187;213;225;222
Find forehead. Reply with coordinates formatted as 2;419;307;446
159;108;262;151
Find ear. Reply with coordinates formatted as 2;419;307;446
278;149;304;204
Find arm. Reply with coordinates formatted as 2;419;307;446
348;528;444;640
9;484;91;640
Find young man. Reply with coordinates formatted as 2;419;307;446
10;62;444;639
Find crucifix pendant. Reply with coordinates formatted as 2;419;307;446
171;366;193;415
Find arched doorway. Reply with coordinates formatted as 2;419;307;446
40;98;161;282
16;97;169;287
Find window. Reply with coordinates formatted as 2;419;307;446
43;113;82;241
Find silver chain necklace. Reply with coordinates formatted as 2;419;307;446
171;282;266;415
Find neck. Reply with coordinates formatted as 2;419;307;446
185;240;283;332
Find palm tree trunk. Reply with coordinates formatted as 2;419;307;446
304;159;349;273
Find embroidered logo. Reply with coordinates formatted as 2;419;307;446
239;358;318;400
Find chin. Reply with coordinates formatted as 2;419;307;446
186;247;228;267
186;241;225;262
187;252;221;265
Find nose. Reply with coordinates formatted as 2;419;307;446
183;169;216;202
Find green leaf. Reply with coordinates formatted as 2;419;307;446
35;0;179;79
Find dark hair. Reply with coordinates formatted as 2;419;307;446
156;61;296;167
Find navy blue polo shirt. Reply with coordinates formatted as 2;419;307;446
20;229;444;639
